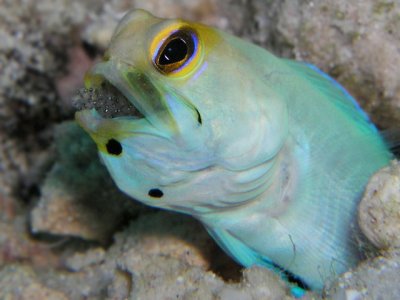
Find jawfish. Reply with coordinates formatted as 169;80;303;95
76;9;391;292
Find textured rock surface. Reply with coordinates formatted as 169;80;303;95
0;265;68;300
0;0;88;199
274;0;400;128
325;250;400;300
31;122;142;242
0;213;294;299
358;160;400;249
0;0;399;299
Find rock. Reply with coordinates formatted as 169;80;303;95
64;247;106;272
0;265;68;300
273;1;400;128
217;267;294;300
358;160;400;249
0;216;61;269
325;250;400;300
0;0;90;199
31;122;142;242
32;212;292;299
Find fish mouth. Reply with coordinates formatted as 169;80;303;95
75;59;180;134
74;80;145;119
74;60;149;121
75;59;203;145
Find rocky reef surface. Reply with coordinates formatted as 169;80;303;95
0;0;399;299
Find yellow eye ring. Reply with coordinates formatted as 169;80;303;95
150;25;202;78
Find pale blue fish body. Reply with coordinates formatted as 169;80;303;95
75;10;392;291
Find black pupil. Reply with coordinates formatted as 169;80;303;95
159;38;188;65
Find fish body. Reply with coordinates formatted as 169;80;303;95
76;10;391;290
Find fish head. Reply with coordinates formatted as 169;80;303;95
75;9;288;214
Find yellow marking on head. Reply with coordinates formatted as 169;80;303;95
92;119;136;154
76;114;136;155
84;72;105;89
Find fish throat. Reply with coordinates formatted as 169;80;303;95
198;140;297;220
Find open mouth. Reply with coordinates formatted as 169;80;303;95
73;81;144;119
74;61;188;134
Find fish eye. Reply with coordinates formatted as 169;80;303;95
153;28;197;74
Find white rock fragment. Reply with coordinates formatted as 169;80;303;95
358;160;400;249
345;289;363;300
65;247;106;272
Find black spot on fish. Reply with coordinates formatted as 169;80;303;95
148;188;164;198
195;108;202;125
106;139;122;155
272;262;310;291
